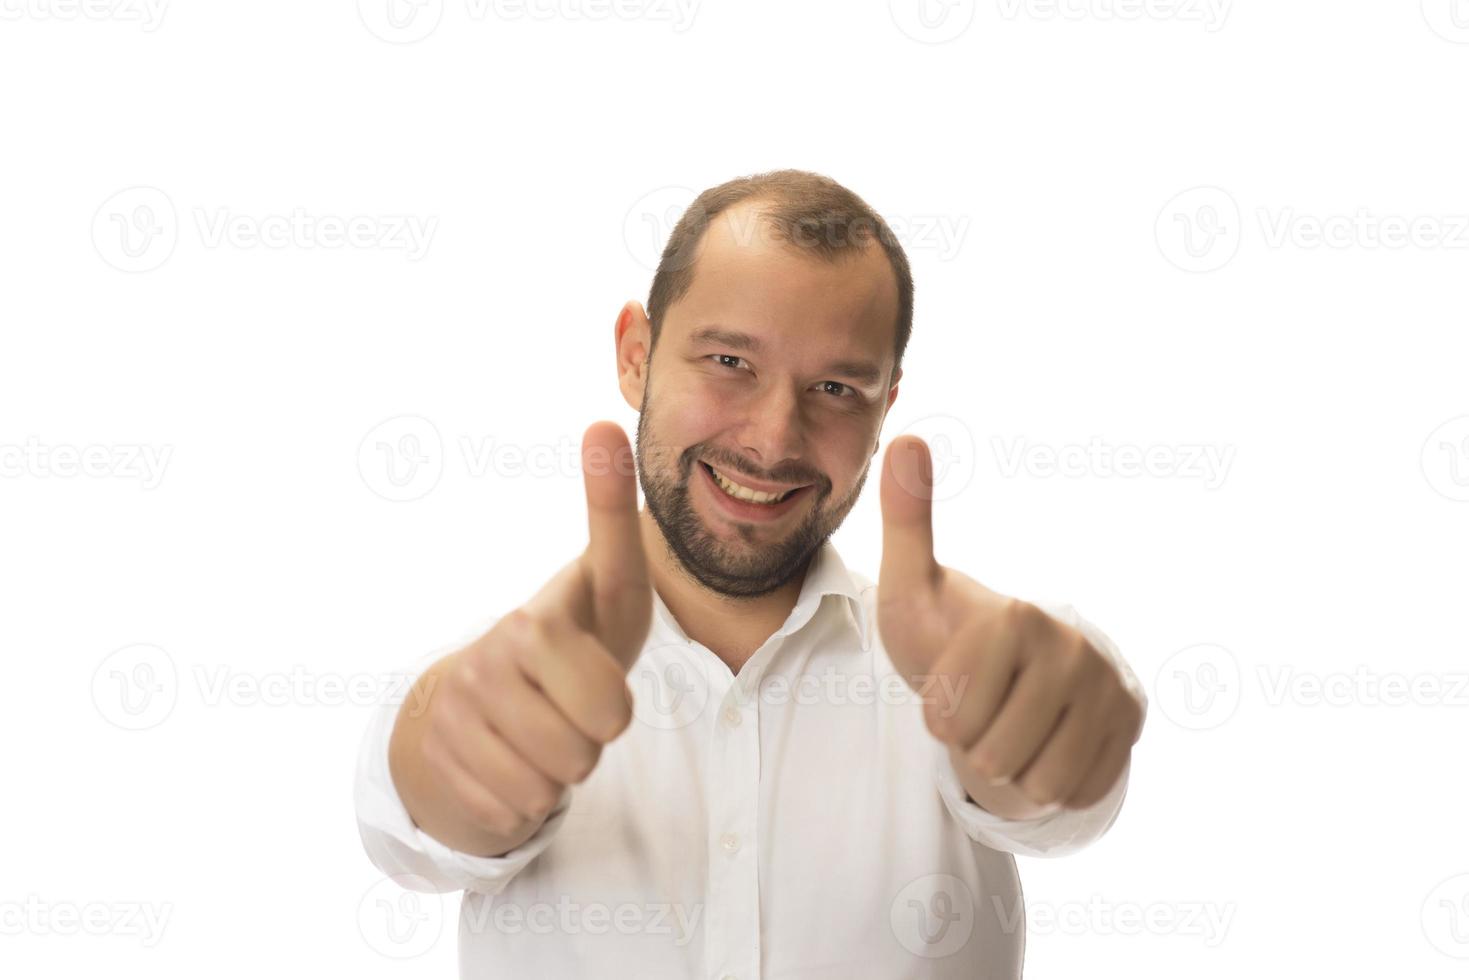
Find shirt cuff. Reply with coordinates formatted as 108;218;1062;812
933;736;1131;858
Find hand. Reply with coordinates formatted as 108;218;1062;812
417;421;653;847
877;434;1143;812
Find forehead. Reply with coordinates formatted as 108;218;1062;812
667;202;900;365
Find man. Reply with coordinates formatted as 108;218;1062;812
354;169;1147;978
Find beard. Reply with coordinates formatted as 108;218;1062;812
634;383;870;600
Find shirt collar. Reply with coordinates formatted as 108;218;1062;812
650;538;873;652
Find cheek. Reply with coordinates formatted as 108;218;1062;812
663;380;736;439
817;433;877;488
649;382;731;469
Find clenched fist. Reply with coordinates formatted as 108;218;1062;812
878;434;1144;817
390;421;653;857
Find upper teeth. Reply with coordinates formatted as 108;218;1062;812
709;466;793;504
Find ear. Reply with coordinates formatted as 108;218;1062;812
615;301;653;412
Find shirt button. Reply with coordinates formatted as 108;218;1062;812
720;832;741;854
722;704;741;727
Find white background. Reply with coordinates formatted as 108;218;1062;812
2;1;1467;976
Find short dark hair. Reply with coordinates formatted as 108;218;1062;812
645;169;914;386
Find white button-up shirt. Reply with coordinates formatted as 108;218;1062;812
354;540;1146;978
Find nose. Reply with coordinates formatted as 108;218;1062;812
737;384;806;471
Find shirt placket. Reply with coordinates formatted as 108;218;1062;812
703;661;762;980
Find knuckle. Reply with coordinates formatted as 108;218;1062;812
1000;596;1028;624
1021;776;1062;807
969;746;1004;781
997;597;1038;640
501;607;546;647
447;648;484;692
523;788;560;823
593;696;633;744
1056;638;1095;684
459;782;511;834
566;745;602;784
427;695;465;744
1013;599;1048;633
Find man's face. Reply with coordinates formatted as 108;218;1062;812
632;204;901;599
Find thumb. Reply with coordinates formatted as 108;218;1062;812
880;434;939;594
580;420;652;667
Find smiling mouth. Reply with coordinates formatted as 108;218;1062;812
698;461;809;505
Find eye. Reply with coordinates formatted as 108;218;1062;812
709;354;750;372
816;380;856;399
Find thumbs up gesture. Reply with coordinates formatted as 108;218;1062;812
878;435;1143;815
400;421;653;856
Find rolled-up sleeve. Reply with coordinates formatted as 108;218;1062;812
933;600;1145;859
352;620;572;895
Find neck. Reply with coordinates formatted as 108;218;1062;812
638;506;809;675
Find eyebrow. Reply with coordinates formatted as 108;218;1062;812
688;325;886;388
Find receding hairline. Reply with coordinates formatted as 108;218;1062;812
644;169;916;386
